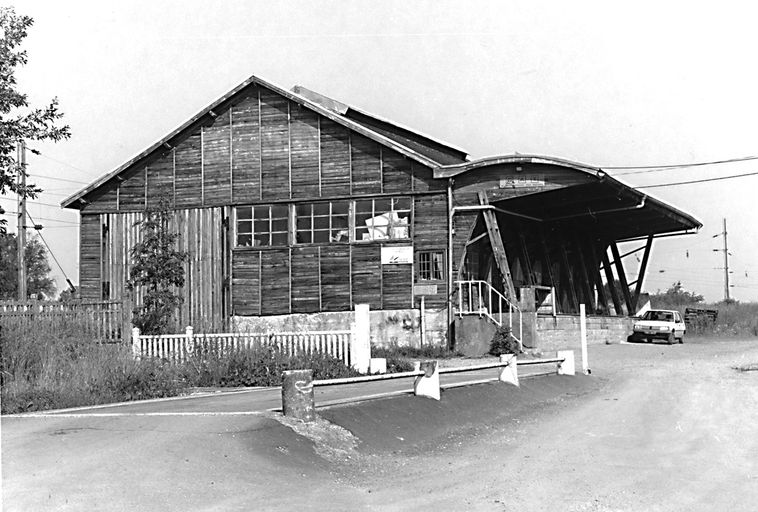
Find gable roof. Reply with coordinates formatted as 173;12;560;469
62;75;469;209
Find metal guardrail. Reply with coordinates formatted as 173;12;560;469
284;352;576;421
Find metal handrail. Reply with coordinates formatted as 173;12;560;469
455;280;523;349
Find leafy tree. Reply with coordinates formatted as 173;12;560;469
0;232;56;299
0;7;70;233
649;281;704;310
127;200;187;334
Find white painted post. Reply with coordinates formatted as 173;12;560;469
557;350;575;376
369;357;387;374
185;325;194;361
131;327;141;359
413;360;440;400
420;295;426;347
498;354;519;386
580;304;590;374
351;304;371;373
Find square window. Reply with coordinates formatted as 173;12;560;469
418;251;444;281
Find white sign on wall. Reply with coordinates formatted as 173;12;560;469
381;246;413;264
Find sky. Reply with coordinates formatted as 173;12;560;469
3;0;758;302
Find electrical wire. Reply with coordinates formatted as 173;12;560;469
638;170;758;189
604;155;758;173
26;211;76;291
28;174;88;185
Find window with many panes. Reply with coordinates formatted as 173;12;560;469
236;205;289;247
354;197;411;242
418;251;444;281
296;201;349;244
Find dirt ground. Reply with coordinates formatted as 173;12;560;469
3;337;757;511
319;337;758;511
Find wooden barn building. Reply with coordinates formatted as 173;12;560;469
62;75;701;352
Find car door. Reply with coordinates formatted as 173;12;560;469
673;312;685;337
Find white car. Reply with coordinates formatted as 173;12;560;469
628;309;686;344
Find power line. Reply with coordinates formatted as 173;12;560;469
29;149;96;178
605;155;758;173
0;196;68;209
27;211;77;292
638;170;758;189
28;174;88;185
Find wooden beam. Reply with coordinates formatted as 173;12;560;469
539;232;557;294
573;238;597;312
478;191;517;300
633;234;654;309
601;248;622;315
559;244;578;313
519;233;535;286
610;242;634;315
584;237;608;314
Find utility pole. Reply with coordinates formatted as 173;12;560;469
713;218;731;302
16;140;27;301
722;218;730;302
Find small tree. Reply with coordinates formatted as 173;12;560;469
0;8;71;233
128;200;187;334
0;233;56;299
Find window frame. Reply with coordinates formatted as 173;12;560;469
353;196;412;243
417;250;445;281
235;204;290;248
294;200;350;245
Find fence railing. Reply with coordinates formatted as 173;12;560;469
455;280;523;348
132;326;354;365
0;299;128;343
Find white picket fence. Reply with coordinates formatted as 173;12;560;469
132;326;354;365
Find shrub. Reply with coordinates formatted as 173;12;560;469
182;346;363;388
371;343;461;373
488;325;521;356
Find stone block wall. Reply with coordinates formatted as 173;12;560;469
536;314;633;352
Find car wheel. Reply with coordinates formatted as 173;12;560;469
679;334;684;344
667;332;675;345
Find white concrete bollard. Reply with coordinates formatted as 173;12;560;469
413;361;440;400
498;354;519;386
369;357;387;374
131;327;141;359
350;304;371;374
557;350;575;376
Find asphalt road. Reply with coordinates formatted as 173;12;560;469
4;339;757;511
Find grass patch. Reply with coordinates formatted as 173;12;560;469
1;316;364;414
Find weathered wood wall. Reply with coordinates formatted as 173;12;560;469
84;208;228;332
78;83;448;323
79;85;443;214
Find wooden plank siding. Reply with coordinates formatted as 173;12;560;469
231;92;262;203
202;111;232;205
79;83;442;214
79;215;102;299
259;90;291;201
75;82;455;322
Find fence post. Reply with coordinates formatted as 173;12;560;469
131;327;141;359
185;325;194;360
413;360;440;400
350;304;371;374
557;350;575;376
580;304;590;374
498;354;519;386
281;369;315;422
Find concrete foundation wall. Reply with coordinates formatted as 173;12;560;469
232;307;447;348
536;315;633;352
